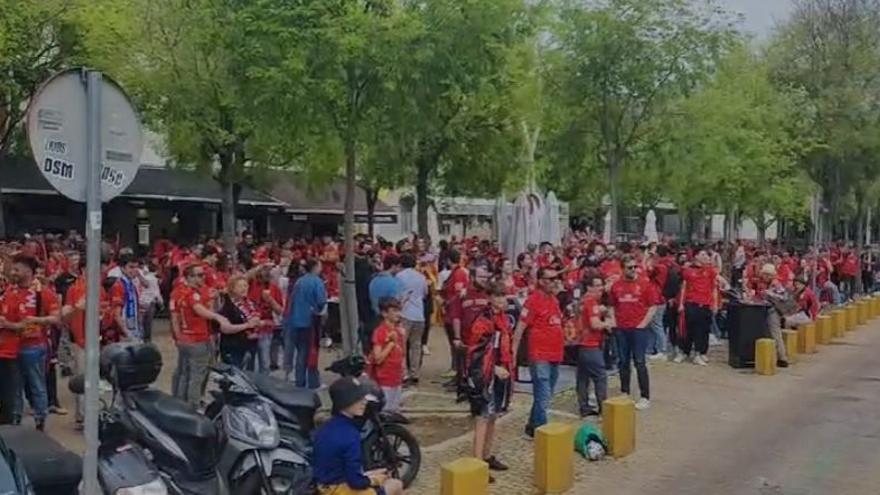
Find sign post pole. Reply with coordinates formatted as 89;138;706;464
82;69;103;495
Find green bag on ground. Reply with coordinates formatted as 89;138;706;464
574;423;608;461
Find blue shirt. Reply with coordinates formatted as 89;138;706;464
312;414;371;489
285;273;327;329
396;268;427;322
369;272;402;315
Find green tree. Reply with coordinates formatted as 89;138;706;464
769;0;880;249
549;0;736;239
0;0;81;237
665;47;816;245
387;0;539;237
77;0;301;255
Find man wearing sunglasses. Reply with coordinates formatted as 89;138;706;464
514;267;565;437
170;263;230;406
609;255;656;411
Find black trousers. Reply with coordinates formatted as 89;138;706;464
0;358;20;424
683;303;712;355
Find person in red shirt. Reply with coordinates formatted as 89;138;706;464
442;250;469;378
677;250;719;366
787;276;819;327
0;255;60;430
248;266;285;374
465;284;513;475
840;249;859;300
170;263;230;407
514;267;565;437
573;274;613;417
370;297;405;414
609;255;656;410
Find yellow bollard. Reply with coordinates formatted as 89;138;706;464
858;300;868;325
534;423;575;494
602;396;636;459
847;304;858;331
782;330;798;363
816;315;833;344
440;458;489;495
873;296;880;318
832;310;846;338
797;323;816;354
755;338;777;376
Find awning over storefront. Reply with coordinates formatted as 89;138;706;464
266;171;397;223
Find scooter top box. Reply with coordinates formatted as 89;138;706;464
101;342;163;390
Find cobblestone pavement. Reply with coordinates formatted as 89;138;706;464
409;324;880;495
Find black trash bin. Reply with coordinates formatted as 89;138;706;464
727;302;771;368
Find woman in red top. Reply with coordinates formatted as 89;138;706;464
465;284;512;474
677;250;718;366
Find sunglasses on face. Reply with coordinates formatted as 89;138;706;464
191;272;205;278
625;265;637;270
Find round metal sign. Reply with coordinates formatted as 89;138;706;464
26;69;143;203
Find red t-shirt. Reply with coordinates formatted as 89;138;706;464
682;265;718;307
444;266;469;300
170;285;213;344
798;287;820;320
0;282;59;351
370;321;404;387
248;280;283;335
609;279;652;329
842;254;859;277
579;294;605;349
65;279;117;348
446;287;490;345
521;291;564;363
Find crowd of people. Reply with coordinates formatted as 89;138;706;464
0;228;873;491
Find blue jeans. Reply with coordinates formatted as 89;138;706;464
257;333;273;374
528;362;559;430
614;329;650;400
16;344;48;423
648;305;668;354
283;327;319;389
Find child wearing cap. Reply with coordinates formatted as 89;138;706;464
370;297;405;414
313;377;404;495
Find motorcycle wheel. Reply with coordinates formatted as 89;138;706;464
363;423;422;489
232;462;312;495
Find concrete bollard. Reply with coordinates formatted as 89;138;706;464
755;338;777;376
817;315;833;344
858;300;868;325
847;304;858;331
831;310;846;338
534;423;575;494
440;458;489;495
797;323;816;354
782;330;798;363
602;396;636;459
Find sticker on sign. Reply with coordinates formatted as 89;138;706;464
26;69;143;203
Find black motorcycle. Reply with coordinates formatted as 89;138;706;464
97;342;230;494
240;356;421;488
326;356;421;488
68;375;168;494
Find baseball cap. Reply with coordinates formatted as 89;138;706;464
329;377;370;413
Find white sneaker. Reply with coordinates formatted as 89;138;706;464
635;398;651;411
693;354;708;366
709;334;722;346
321;337;333;348
649;352;667;361
672;352;685;364
422;345;431;356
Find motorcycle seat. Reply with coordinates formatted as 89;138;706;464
249;373;321;411
128;389;217;439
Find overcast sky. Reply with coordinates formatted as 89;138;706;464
718;0;795;38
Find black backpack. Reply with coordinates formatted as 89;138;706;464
663;265;682;300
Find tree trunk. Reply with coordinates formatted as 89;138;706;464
607;155;621;241
855;198;865;295
341;139;360;356
416;158;430;239
364;187;378;239
218;156;237;257
756;218;767;247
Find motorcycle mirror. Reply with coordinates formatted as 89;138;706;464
68;374;86;395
